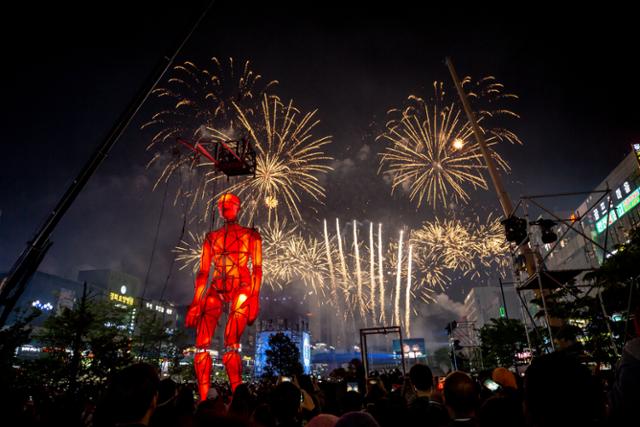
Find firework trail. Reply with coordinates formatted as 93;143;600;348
394;230;404;327
369;222;376;320
336;218;350;301
405;244;413;337
378;223;385;324
378;79;521;209
353;220;365;319
323;219;337;302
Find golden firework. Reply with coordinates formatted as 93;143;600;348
204;94;333;224
410;214;510;281
141;57;278;219
378;79;521;208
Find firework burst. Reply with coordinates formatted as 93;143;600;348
378;79;521;208
173;230;206;274
173;218;302;291
143;57;277;145
204;95;333;224
410;214;510;282
141;58;278;220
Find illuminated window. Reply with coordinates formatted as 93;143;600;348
109;292;134;306
624;181;631;194
616;188;623;200
593;210;600;221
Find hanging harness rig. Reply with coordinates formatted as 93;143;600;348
177;136;256;178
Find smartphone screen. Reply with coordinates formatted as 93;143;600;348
483;379;501;391
281;376;292;382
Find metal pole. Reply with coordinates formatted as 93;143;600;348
0;2;214;327
445;57;513;217
398;326;407;376
446;57;538;277
498;277;509;320
360;329;368;380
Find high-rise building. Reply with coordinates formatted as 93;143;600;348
463;285;522;329
542;147;640;270
2;271;84;327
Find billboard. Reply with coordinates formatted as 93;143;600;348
392;338;427;358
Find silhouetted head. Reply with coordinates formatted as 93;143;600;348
524;352;604;427
94;363;159;427
443;371;478;419
218;193;241;221
409;363;434;392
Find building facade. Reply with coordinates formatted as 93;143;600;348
542;147;640;270
463;285;522;329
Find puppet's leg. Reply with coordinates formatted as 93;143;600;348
194;294;222;401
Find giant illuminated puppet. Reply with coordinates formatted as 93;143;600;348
185;193;262;400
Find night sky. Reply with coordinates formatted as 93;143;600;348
2;1;639;316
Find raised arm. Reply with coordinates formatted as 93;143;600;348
249;229;262;296
186;232;212;328
247;229;262;325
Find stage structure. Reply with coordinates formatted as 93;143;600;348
185;193;262;400
359;326;406;379
506;189;619;354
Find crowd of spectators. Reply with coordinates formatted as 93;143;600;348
10;335;640;427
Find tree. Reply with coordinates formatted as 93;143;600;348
479;318;529;369
132;308;190;375
527;227;640;366
34;295;133;396
580;227;640;365
263;332;303;378
0;308;40;391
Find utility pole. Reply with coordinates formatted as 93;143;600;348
445;57;514;216
445;57;537;274
446;58;554;349
0;2;213;327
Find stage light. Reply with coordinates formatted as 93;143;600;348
501;216;528;244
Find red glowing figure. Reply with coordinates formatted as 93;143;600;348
185;193;262;400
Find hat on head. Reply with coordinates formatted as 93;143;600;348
492;367;517;389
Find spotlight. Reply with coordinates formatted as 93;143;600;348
534;219;557;244
501;216;528;244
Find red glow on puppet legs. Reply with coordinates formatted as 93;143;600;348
223;349;242;392
195;351;212;401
